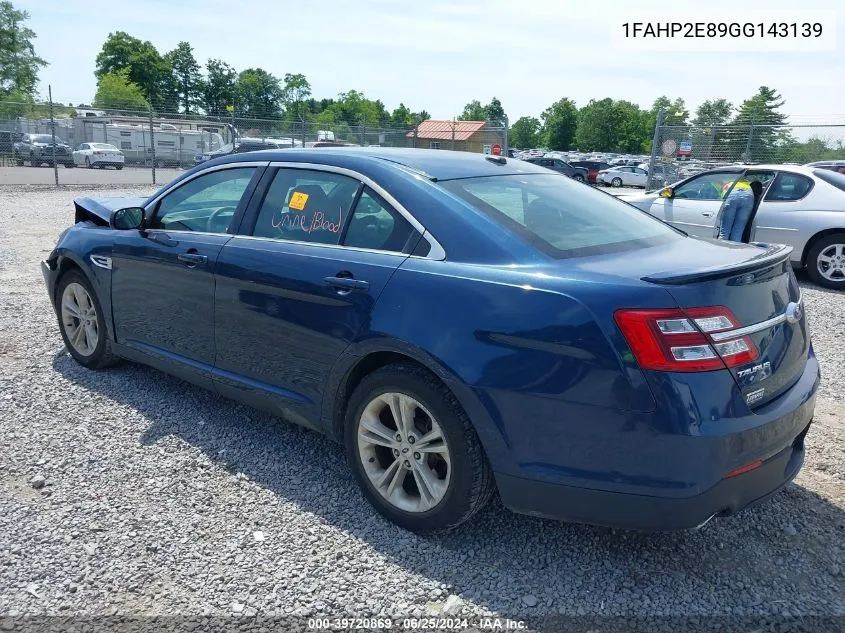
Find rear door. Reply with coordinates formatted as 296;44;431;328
750;171;814;246
212;165;425;428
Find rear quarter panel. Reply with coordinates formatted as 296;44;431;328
343;259;667;477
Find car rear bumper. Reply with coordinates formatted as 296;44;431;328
497;421;808;530
495;356;819;531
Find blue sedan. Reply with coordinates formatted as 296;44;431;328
41;148;819;533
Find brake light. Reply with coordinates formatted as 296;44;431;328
614;307;757;372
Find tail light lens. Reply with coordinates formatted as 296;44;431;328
614;307;757;372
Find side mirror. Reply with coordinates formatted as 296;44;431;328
659;187;674;198
110;207;145;230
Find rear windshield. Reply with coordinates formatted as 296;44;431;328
440;174;682;258
32;134;63;143
813;169;845;192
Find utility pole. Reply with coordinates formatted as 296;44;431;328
149;104;156;185
451;117;456;150
48;85;58;186
744;116;755;163
502;114;509;156
646;108;665;191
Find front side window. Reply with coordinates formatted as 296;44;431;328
153;167;257;233
344;188;415;252
441;174;681;258
765;172;814;201
674;172;741;200
252;168;360;245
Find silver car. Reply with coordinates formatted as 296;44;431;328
619;165;845;289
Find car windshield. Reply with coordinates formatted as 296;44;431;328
32;134;64;144
440;174;682;258
813;169;845;192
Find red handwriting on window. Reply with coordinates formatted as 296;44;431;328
271;205;343;234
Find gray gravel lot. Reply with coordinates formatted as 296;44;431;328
0;186;843;627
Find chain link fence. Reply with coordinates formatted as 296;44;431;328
645;117;845;189
0;95;508;187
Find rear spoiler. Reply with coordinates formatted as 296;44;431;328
642;242;793;285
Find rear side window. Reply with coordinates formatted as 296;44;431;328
813;169;845;192
343;187;416;252
440;174;681;258
765;172;814;201
252;168;359;245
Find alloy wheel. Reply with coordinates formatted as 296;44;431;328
357;392;451;513
817;243;845;282
60;282;99;356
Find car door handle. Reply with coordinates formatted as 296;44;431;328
324;276;369;292
177;252;207;265
701;211;714;217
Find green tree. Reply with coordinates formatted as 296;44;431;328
202;59;238;117
390;103;413;128
413;109;431;122
575;98;650;152
731;86;789;160
92;68;149;110
650;96;688;126
95;32;170;109
458;99;486;121
509;116;541;149
540;98;578;150
236;68;283;119
485;97;506;123
0;1;46;97
281;73;311;121
693;98;733;126
165;41;201;113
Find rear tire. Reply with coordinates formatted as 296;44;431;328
344;363;494;533
806;233;845;290
573;174;585;183
116;164;124;170
55;271;119;369
611;177;623;187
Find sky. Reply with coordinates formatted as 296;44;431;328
14;0;845;124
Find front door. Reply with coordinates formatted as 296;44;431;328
652;171;741;237
110;165;262;386
213;167;422;429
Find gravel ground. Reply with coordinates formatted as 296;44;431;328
0;186;843;629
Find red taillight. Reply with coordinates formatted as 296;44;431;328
724;460;763;479
614;307;758;372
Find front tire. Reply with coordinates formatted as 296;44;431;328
55;271;118;369
611;177;623;187
344;363;494;533
573;174;585;183
806;234;845;289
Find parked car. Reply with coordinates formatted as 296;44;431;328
42;148;818;533
73;143;125;169
13;133;75;167
619;164;845;288
805;160;845;174
0;130;24;154
569;160;611;184
194;137;298;165
598;166;649;187
524;156;588;182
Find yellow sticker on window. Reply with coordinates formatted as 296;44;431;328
289;191;309;211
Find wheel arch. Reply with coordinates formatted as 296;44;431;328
53;251;116;342
800;228;845;267
322;339;513;474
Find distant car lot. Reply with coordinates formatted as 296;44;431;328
0;165;183;186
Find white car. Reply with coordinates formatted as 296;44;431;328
618;164;845;289
73;143;125;169
598;166;649;188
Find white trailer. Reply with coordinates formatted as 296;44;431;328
87;122;224;167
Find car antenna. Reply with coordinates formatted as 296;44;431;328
485;155;507;165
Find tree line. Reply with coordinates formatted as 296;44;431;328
1;2;842;161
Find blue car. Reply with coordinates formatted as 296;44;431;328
41;148;819;533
